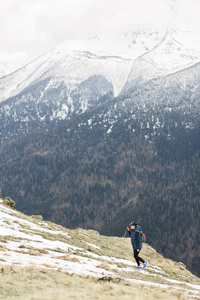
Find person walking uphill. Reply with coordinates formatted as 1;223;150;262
126;221;147;269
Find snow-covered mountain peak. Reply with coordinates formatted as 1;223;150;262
45;30;167;62
148;30;200;69
123;29;200;90
0;28;200;103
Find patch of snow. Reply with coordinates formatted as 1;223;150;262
85;242;100;250
107;125;113;134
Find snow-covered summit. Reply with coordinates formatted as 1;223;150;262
0;28;200;103
123;30;200;90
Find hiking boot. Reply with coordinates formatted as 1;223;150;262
143;262;147;269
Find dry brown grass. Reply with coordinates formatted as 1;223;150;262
97;262;110;271
0;265;191;300
54;255;80;263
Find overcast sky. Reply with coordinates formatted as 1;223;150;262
1;0;200;71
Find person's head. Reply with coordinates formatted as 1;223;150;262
129;221;137;230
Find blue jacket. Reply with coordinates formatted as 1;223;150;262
129;225;142;250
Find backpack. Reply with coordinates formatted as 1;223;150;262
139;230;146;243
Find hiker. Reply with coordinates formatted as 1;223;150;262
126;221;147;269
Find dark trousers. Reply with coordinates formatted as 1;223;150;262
134;249;145;266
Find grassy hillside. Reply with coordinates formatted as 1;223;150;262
0;199;200;299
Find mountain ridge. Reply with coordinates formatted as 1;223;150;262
1;28;200;104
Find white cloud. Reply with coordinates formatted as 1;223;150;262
174;0;200;31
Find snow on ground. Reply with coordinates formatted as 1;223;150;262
0;200;200;299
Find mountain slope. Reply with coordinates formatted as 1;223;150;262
1;29;200;105
1;29;200;145
0;199;200;300
0;27;200;279
1;67;200;277
123;30;200;91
